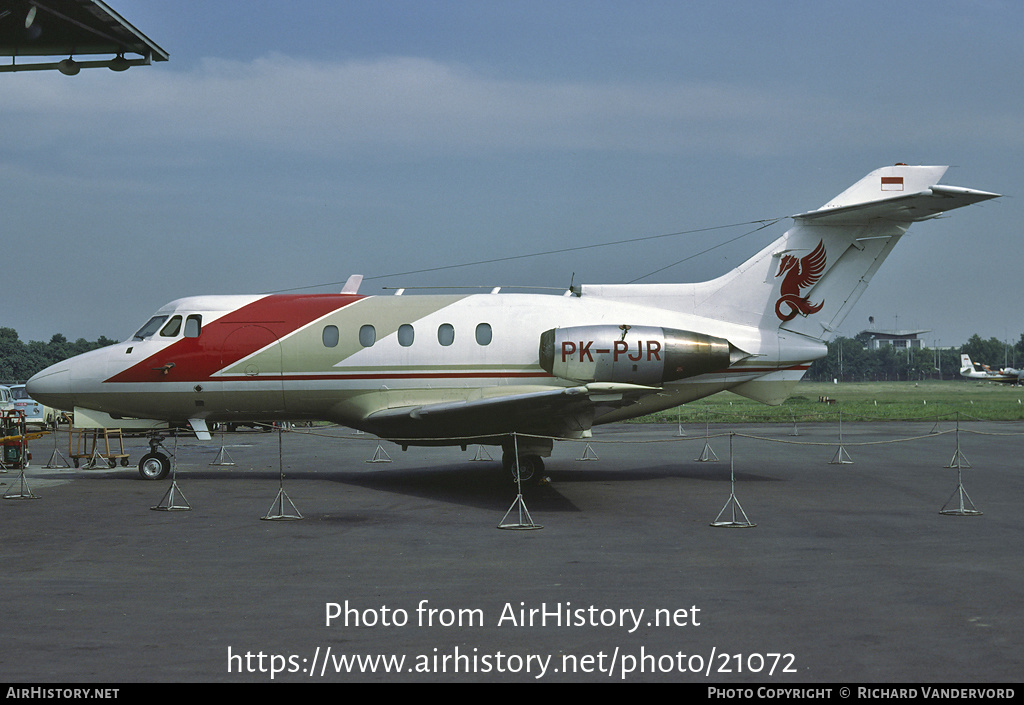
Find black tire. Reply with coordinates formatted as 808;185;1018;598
138;452;171;481
503;452;544;484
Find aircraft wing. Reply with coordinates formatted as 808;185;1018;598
794;185;1000;224
364;383;659;442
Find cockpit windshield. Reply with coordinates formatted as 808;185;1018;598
131;313;203;341
133;316;168;341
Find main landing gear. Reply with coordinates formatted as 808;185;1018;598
502;451;544;484
501;436;552;485
497;435;548;530
138;434;172;481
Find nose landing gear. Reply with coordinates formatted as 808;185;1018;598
138;434;172;480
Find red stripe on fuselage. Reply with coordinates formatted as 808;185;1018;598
105;294;363;384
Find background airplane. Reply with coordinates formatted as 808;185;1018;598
960;354;1023;385
28;164;999;480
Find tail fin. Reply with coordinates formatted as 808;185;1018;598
584;165;999;341
961;354;974;371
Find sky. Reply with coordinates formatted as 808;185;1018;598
2;0;1021;350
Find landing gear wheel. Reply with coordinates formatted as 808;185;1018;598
138;452;171;481
503;452;544;485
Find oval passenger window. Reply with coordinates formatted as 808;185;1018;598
475;323;492;346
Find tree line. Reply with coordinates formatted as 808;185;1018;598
807;333;1024;382
0;328;117;383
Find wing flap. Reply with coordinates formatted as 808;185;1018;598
364;383;659;442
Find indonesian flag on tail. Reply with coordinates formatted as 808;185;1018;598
880;175;904;191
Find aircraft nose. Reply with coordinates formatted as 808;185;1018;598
27;363;73;411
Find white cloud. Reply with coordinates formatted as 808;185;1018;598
5;53;1021;166
3;54;857;158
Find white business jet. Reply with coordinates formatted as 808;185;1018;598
28;165;999;480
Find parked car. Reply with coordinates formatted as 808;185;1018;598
9;384;55;428
0;385;12;412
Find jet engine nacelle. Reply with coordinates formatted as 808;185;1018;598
539;325;742;386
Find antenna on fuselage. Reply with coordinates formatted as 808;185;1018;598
568;272;581;297
341;275;363;294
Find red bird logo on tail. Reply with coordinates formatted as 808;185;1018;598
775;240;826;321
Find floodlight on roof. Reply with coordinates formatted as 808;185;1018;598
108;53;128;71
57;57;79;75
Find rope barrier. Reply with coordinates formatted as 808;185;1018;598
240;412;1024;450
654;405;1024;426
130;412;1011;526
264;416;999;527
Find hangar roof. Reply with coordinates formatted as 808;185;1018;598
0;0;167;72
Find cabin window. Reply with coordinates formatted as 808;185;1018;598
322;325;339;348
359;324;376;347
184;315;202;338
160;316;182;337
398;324;415;347
133;316;168;340
475;323;492;346
438;323;455;346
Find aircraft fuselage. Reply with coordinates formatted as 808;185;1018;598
27;290;819;444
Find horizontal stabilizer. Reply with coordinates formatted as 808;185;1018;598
794;185;1000;224
795;166;1000;224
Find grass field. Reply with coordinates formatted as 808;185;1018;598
636;380;1024;424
